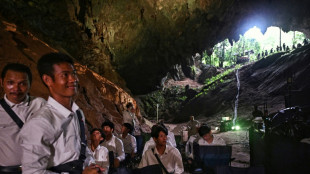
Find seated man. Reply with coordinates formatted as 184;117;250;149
118;123;137;166
165;124;177;148
185;133;200;159
101;121;125;174
139;124;184;174
252;105;263;118
142;123;174;155
197;124;226;145
168;130;177;147
187;115;200;137
123;102;143;155
158;121;177;147
88;128;109;174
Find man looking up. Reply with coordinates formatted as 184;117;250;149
101;121;125;174
0;63;45;174
20;52;93;173
119;123;137;159
139;125;184;174
88;128;109;174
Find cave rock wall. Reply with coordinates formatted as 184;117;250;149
1;0;310;94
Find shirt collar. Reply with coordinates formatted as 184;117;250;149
105;134;116;143
153;145;169;155
96;145;102;151
88;144;102;152
4;94;29;107
94;144;102;151
47;96;80;118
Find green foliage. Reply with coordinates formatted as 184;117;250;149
292;31;306;45
196;65;241;97
190;65;196;74
179;96;187;101
204;65;240;85
202;27;308;68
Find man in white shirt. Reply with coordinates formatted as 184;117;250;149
197;124;226;145
118;123;137;171
142;131;175;156
139;124;184;174
142;123;176;156
20;53;94;173
88;128;109;174
0;63;46;174
185;133;200;159
101;121;125;174
187;115;200;137
119;123;137;156
168;131;177;148
123;103;136;126
122;102;143;155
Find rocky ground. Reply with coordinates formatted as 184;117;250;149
219;130;250;168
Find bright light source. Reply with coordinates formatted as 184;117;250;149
232;125;240;130
222;117;231;121
215;127;219;130
244;26;263;41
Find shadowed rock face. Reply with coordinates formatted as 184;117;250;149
1;0;310;95
0;20;145;134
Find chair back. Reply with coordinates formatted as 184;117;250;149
193;142;232;167
215;166;265;174
133;164;163;174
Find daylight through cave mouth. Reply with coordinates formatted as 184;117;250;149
200;26;309;68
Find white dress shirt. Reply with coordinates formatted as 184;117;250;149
185;134;199;158
119;134;137;154
101;135;125;162
197;134;226;146
87;145;109;174
0;95;45;166
138;145;184;174
123;111;141;136
20;96;93;174
168;131;177;147
123;110;135;126
142;137;174;156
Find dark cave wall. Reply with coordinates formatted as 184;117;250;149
1;0;310;94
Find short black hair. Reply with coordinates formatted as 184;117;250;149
37;52;74;80
126;102;133;109
198;124;211;137
123;123;134;134
1;63;32;84
101;121;114;130
90;128;106;140
151;124;168;138
157;122;167;130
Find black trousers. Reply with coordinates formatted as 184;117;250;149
0;165;22;174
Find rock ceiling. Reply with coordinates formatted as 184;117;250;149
1;0;310;94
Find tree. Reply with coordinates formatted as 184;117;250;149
201;27;307;67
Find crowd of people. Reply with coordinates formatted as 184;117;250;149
0;52;226;174
257;38;309;60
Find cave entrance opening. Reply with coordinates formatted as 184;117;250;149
201;26;309;69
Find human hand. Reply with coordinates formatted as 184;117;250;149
83;164;105;174
114;158;120;168
131;151;135;158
